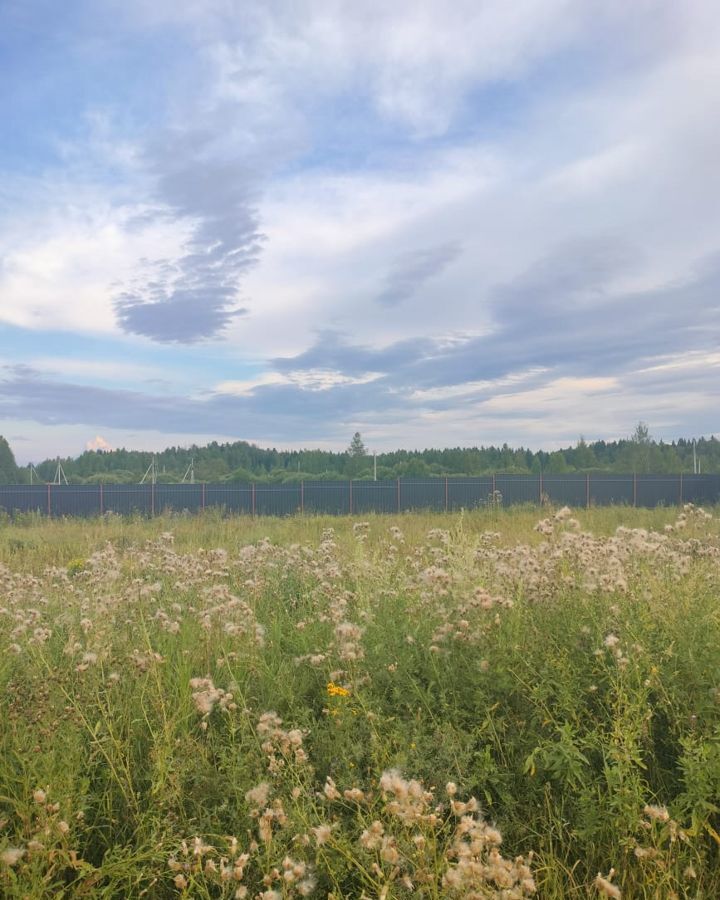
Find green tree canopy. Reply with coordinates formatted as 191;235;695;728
348;432;366;457
0;436;20;484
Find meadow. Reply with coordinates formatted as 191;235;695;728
0;505;718;898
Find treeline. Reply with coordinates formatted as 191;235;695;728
1;430;718;484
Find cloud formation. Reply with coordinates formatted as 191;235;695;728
1;0;720;458
113;142;265;342
86;435;112;451
377;242;462;307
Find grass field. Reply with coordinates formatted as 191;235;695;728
0;505;719;898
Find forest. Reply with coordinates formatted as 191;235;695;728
1;428;718;484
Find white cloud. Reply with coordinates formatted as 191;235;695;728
86;435;113;451
0;198;192;335
215;369;384;395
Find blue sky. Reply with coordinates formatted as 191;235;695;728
1;0;719;464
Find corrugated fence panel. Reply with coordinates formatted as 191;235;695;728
255;484;302;516
155;484;203;514
681;474;720;505
636;475;681;508
303;481;351;515
204;484;253;514
50;484;103;517
495;475;541;506
0;485;48;514
350;481;398;514
448;478;494;510
102;485;152;516
542;475;588;507
589;475;634;506
400;479;445;511
0;475;718;517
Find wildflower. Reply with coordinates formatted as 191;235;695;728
643;804;670;822
245;782;271;809
1;847;25;866
297;877;316;896
595;871;621;898
323;777;341;800
192;836;213;856
312;824;333;845
33;788;47;804
359;821;385;850
327;681;350;697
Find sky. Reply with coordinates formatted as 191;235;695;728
1;0;719;464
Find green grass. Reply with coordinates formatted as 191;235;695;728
0;505;718;897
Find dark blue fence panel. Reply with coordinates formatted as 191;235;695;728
255;484;302;516
155;484;203;514
680;474;720;505
589;475;634;506
399;479;445;512
50;484;102;517
204;484;253;514
636;475;681;508
303;481;351;515
0;475;718;518
542;475;588;507
101;485;152;516
350;481;398;514
0;485;48;514
447;478;494;510
495;475;540;506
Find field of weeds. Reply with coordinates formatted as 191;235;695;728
0;505;719;899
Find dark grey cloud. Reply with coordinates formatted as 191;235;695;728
274;240;720;394
0;365;403;442
3;242;720;443
273;329;436;378
376;241;462;307
113;133;266;343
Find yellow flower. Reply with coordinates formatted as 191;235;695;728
327;681;350;698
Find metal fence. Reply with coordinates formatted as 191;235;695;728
0;474;718;518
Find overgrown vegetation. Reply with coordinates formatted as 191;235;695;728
0;505;719;897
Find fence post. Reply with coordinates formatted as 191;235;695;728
633;473;637;507
539;472;543;505
202;482;206;511
99;482;104;516
47;483;51;517
492;472;496;498
349;479;353;515
586;473;590;510
300;480;304;515
679;472;683;506
396;478;401;513
251;483;256;517
445;476;448;512
151;482;155;517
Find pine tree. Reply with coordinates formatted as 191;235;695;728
348;432;366;457
0;436;19;484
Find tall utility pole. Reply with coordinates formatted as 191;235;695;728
140;457;157;484
373;452;377;482
52;458;68;485
693;439;698;475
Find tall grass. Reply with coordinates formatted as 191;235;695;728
0;505;718;897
